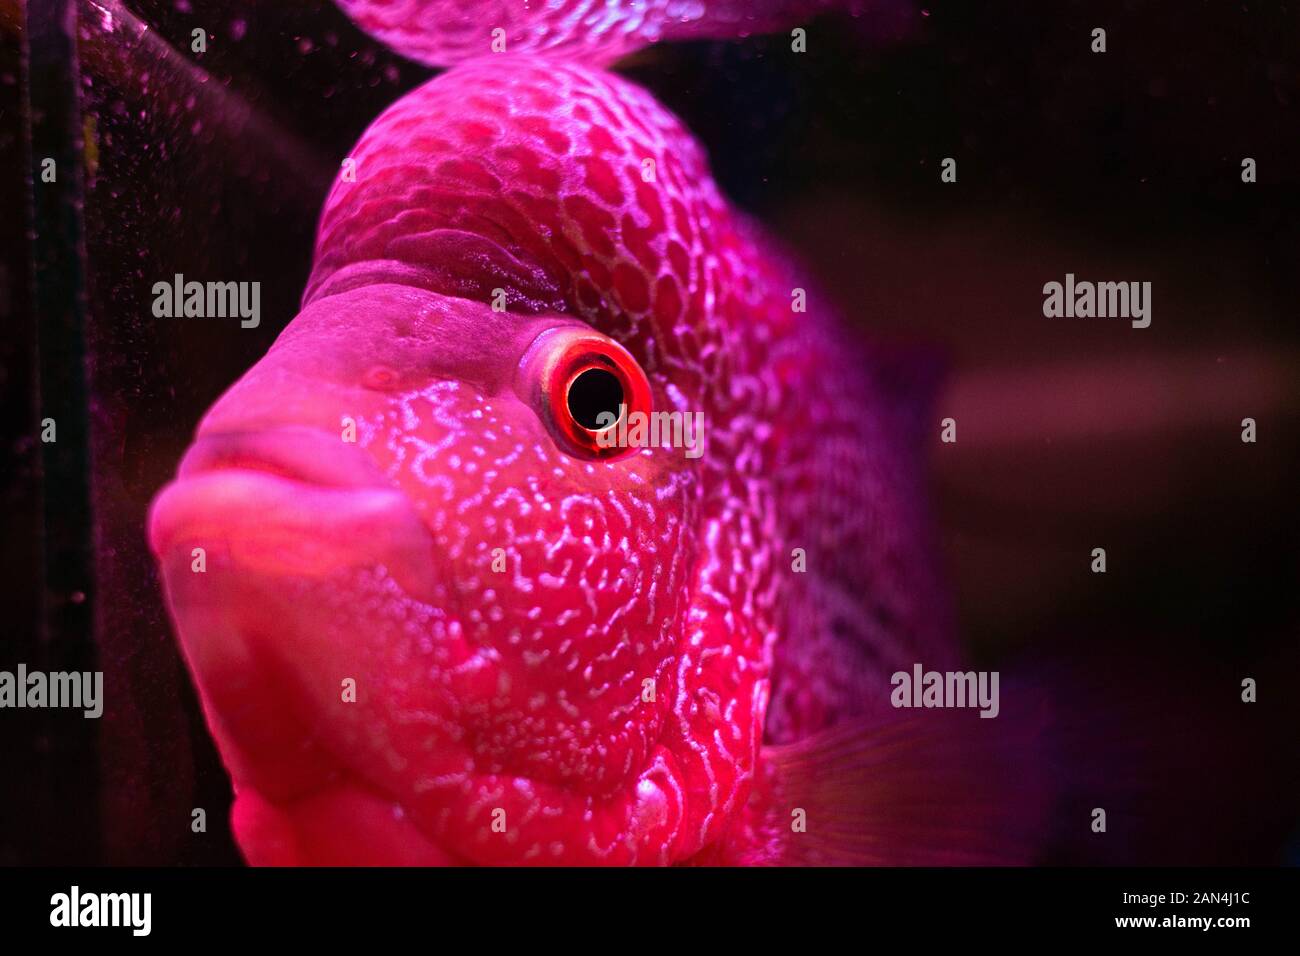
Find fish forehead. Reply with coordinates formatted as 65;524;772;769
307;57;764;399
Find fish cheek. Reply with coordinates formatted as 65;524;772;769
361;383;696;796
434;469;677;787
460;488;692;796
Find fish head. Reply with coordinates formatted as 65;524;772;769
150;256;773;868
151;57;784;866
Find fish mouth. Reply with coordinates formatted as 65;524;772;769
149;426;463;861
148;427;438;603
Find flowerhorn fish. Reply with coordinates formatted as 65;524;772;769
148;51;1032;865
148;29;1296;865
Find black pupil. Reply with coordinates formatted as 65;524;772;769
567;367;625;430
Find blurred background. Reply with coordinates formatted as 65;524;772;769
2;0;1297;865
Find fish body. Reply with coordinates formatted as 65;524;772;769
149;56;975;865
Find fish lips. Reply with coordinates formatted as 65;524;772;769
148;426;438;604
148;427;449;805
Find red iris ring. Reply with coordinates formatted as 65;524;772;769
547;337;652;460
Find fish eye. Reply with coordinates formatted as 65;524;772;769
517;327;652;461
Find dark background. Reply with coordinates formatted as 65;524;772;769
2;0;1298;865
